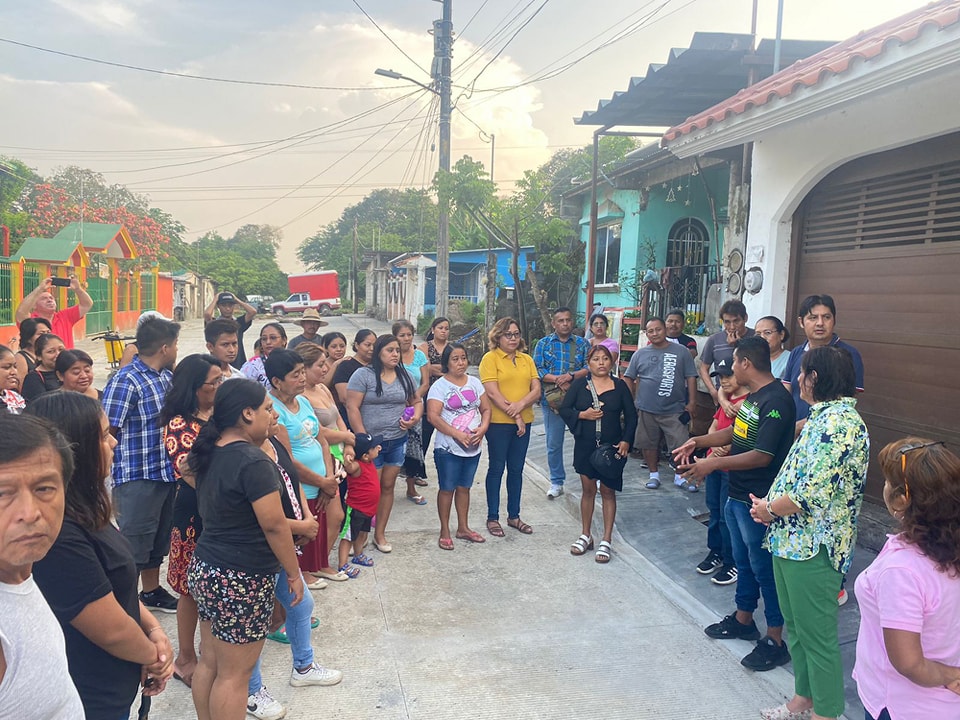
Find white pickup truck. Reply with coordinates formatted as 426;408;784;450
270;293;335;316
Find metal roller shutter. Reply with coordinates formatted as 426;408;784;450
790;132;960;502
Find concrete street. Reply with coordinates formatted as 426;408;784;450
74;315;826;719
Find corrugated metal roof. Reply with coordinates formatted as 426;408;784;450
575;33;834;128
663;0;960;143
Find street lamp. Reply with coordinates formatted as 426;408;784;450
376;57;451;318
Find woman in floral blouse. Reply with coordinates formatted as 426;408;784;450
749;346;869;720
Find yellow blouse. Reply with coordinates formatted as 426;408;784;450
479;348;538;424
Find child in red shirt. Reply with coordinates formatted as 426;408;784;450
338;433;382;578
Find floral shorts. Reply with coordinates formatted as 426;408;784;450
187;557;277;644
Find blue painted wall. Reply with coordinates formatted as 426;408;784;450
421;246;534;310
575;165;728;315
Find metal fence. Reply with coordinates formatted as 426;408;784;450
646;263;720;330
0;262;12;326
140;273;156;311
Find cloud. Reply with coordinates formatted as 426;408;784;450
50;0;141;32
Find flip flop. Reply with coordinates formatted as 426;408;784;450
267;625;290;644
172;670;192;689
406;494;428;505
413;477;428;487
455;530;486;544
438;537;454;550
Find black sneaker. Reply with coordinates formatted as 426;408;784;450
704;612;761;640
711;565;738;586
696;552;723;575
140;586;179;613
741;636;791;672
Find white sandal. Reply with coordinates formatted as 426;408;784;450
570;535;594;556
595;540;612;564
760;704;812;720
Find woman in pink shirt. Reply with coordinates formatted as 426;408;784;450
853;438;960;720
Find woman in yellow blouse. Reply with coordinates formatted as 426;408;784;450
479;317;540;537
749;346;869;720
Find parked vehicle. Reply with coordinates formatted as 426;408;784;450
246;295;275;314
270;272;341;315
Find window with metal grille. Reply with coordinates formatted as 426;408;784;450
667;218;710;266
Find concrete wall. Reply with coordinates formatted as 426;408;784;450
738;55;960;321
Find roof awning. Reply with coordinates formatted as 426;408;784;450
575;32;835;129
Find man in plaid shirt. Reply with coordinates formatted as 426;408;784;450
533;307;590;499
103;317;180;613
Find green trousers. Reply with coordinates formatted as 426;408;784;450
772;547;845;718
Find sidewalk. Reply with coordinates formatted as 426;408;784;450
80;314;861;719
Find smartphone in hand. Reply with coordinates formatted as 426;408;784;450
50;277;72;287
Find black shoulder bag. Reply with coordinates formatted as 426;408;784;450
587;378;627;481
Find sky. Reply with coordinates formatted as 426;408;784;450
0;0;926;272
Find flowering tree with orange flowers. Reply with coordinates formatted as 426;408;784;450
25;183;167;264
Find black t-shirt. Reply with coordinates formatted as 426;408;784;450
194;441;284;574
332;358;365;426
232;314;254;369
21;369;62;402
727;379;796;502
270;437;303;520
32;519;142;720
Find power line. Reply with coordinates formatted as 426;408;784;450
458;0;492;37
0;36;406;91
351;0;430;77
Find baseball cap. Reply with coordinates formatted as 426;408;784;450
710;358;734;378
217;292;237;304
353;433;383;457
136;310;171;328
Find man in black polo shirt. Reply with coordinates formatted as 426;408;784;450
674;336;795;672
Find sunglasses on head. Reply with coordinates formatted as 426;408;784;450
897;441;945;501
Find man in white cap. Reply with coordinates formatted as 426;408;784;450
203;291;257;368
287;308;329;350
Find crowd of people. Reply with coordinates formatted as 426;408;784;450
0;284;957;720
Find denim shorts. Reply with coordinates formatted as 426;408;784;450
373;436;406;469
434;447;481;492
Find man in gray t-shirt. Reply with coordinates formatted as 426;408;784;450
623;317;698;490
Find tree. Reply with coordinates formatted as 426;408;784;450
298;188;438;296
50;166;149;215
193;226;288;298
0;157;41;254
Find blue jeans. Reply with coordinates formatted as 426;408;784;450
434;448;481;492
541;404;567;486
866;710;891;720
724;498;783;628
248;569;315;695
485;422;531;521
705;471;733;565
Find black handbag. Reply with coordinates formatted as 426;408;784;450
586;378;627;481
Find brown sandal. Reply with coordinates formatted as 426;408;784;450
507;517;533;534
486;520;505;537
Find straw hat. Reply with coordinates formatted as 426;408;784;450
293;308;329;327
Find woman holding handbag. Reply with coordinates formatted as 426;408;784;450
559;345;637;563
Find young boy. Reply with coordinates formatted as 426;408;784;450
338;433;383;577
694;358;747;585
204;318;240;380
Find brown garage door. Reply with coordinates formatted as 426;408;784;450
790;132;960;502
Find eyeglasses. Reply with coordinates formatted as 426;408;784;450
897;441;945;501
203;376;225;386
757;330;781;338
502;332;521;339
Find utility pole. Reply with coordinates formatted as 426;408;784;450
434;0;453;318
352;218;359;313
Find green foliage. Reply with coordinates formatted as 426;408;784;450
0;157;41;255
194;225;288;298
298;188;439;296
453;300;485;328
50;166;149;215
416;311;434;336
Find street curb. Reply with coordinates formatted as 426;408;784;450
522;457;846;716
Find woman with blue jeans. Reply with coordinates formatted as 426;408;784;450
427;343;492;549
346;334;422;553
479;318;540;537
246;409;342;720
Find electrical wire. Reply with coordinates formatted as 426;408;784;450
0;36;406;91
458;0;492;37
351;0;430;77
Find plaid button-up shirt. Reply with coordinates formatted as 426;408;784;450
533;332;590;379
102;355;174;486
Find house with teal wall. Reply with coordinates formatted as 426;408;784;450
565;145;730;326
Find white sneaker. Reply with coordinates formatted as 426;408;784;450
247;686;286;720
289;662;343;687
546;483;564;499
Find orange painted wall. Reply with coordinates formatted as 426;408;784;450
0;326;17;348
116;310;139;333
157;275;174;318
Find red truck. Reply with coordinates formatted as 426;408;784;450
271;271;341;316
